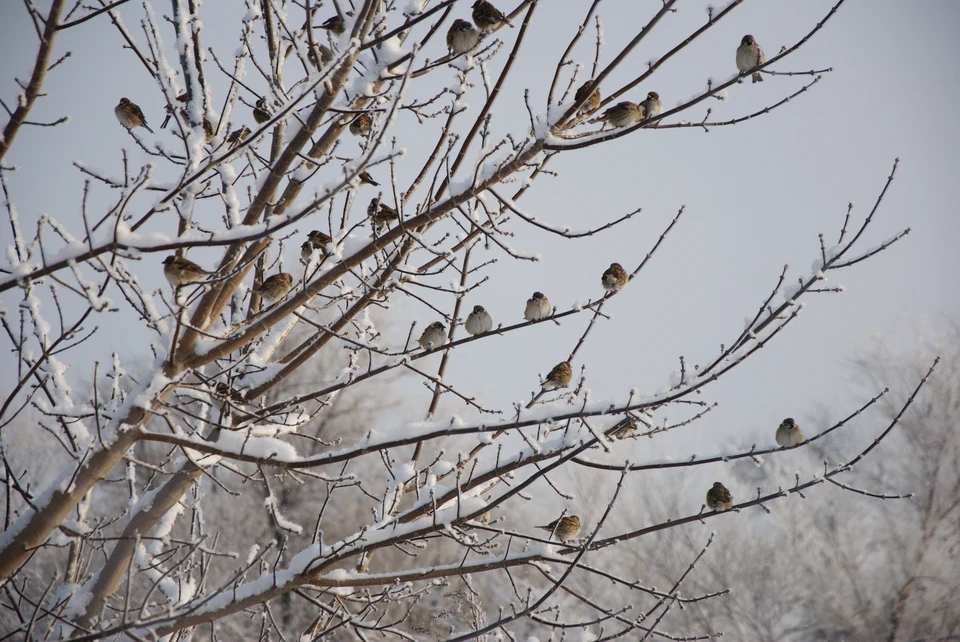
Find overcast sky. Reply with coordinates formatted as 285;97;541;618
1;1;957;507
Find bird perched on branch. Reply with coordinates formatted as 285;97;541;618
358;171;379;186
542;361;573;391
163;255;210;288
472;0;511;30
465;305;493;336
639;91;663;127
252;98;271;124
775;417;805;447
706;482;734;512
590;101;644;129
226;126;251;148
318;15;345;35
301;230;333;261
536;515;581;542
524;291;551;321
349;113;372;136
736;35;766;83
446;19;480;55
601;262;628;293
574;80;601;114
368;197;399;231
419;321;447;351
611;416;638;440
254;273;293;303
115;98;153;133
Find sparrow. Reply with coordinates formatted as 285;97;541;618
464;305;493;336
254;272;293;303
308;43;334;68
301;230;333;261
446;19;481;56
574;80;601;114
524;291;551;321
706;482;734;512
775;417;805;447
536;515;581;542
472;0;511;30
115;98;154;133
590;101;644;129
610;416;638;440
368;197;399;230
253;98;271;124
212;381;247;405
162;255;210;287
349;113;372;136
318;15;345;35
542;361;573;391
358;171;379;186
226;126;251;148
419;321;447;351
601;262;628;293
736;35;766;83
639;91;663;127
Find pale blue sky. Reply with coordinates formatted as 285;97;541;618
1;0;957;466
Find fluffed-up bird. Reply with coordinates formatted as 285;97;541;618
368;197;399;230
349;113;372;136
358;171;379;186
775;417;805;447
524;291;550;321
163;255;210;287
472;0;511;30
226;126;251;148
536;515;581;542
254;273;293;303
591;101;644;129
736;35;766;83
706;482;734;512
574;80;601;114
464;305;493;336
115;98;154;133
419;321;447;351
542;361;573;391
611;416;638;440
639;91;663;127
301;230;333;261
307;43;334;68
446;19;481;55
318;15;345;35
253;98;271;124
601;262;628;293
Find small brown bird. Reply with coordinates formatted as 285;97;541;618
318;15;345;35
536;515;581;542
736;35;766;83
226;126;251;148
115;98;154;133
446;19;480;56
706;482;734;512
472;0;511;30
574;80;601;114
301;230;333;261
639;91;663;127
349;113;372;136
212;381;247;405
601;262;628;293
358;171;379;186
368;197;399;230
162;255;210;287
253;98;271;124
307;43;334;68
464;305;493;336
775;417;805;447
542;361;573;391
523;291;550;321
419;321;447;351
254;273;293;303
591;101;644;129
610;417;638;440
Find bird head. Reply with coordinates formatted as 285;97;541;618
647;91;660;101
472;305;485;314
741;35;755;46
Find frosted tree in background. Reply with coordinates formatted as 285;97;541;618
0;0;933;639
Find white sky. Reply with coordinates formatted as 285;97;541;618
1;0;957;490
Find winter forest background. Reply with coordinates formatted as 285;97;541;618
1;0;959;640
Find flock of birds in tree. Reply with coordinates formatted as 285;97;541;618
131;10;775;542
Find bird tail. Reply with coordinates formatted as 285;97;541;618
752;72;763;83
143;124;155;133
